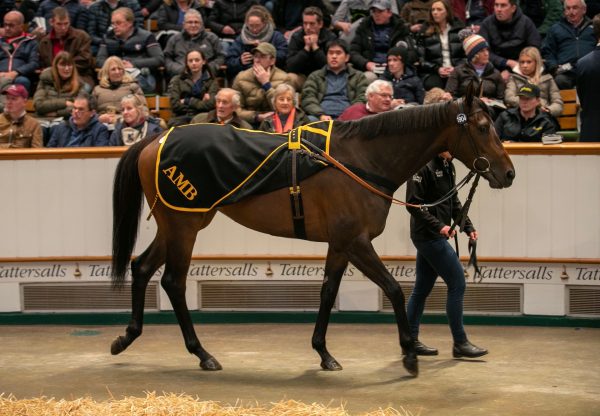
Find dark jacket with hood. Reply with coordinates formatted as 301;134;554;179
206;0;259;37
541;16;596;73
494;107;557;142
380;65;425;104
47;114;110;147
445;61;505;100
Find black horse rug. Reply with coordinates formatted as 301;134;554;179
155;121;333;212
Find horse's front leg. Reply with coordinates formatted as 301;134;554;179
312;247;348;371
112;237;165;355
161;237;222;371
347;236;418;377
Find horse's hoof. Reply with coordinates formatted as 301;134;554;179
403;354;419;377
320;359;343;371
200;357;223;371
110;336;127;355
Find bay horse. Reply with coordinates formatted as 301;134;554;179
110;87;515;377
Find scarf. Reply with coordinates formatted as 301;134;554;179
272;107;296;133
240;22;274;46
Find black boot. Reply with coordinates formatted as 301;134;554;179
453;340;488;358
403;340;439;356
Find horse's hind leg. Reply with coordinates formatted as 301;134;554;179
161;226;222;371
112;236;166;355
347;236;418;377
312;247;348;371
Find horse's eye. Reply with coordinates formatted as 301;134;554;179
478;124;489;134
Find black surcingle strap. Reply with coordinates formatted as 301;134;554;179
288;129;307;239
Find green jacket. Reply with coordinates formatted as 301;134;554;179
33;68;85;117
300;65;368;117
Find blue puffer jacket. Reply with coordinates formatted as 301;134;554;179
0;34;39;76
541;16;596;73
47;115;110;147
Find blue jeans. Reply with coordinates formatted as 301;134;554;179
407;238;467;343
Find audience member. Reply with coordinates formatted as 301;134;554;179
0;84;42;148
168;49;219;127
350;0;417;82
576;13;600;142
164;9;224;78
139;0;163;18
333;0;400;43
190;87;253;128
0;11;39;92
520;0;563;37
33;0;88;34
258;83;310;132
542;0;596;89
206;0;259;42
92;56;146;125
423;86;452;103
505;46;563;118
446;33;505;116
494;83;557;141
109;94;163;145
287;6;337;81
225;5;288;80
38;7;94;88
401;0;436;33
47;92;110;146
451;0;493;29
96;7;165;94
272;0;331;40
33;51;88;118
301;39;369;120
87;0;144;53
478;0;541;80
231;41;295;125
416;0;466;90
338;79;394;120
380;45;424;105
156;0;206;32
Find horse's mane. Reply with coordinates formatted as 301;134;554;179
334;102;450;140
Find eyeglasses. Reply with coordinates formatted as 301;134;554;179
185;20;201;25
372;92;393;99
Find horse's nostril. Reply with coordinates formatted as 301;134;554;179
507;170;515;180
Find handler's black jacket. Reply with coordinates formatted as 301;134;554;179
405;156;474;242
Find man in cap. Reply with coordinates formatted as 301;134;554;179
494;83;557;142
0;84;43;148
231;42;297;126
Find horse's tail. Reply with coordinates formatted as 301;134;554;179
111;134;158;289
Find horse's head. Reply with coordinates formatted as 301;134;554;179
447;84;515;189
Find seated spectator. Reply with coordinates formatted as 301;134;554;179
109;94;163;145
33;51;88;118
139;0;163;18
155;0;207;48
423;86;452;103
0;84;42;148
38;7;95;88
381;46;424;106
401;0;436;33
478;0;541;81
190;87;253;128
225;5;288;80
338;79;394;120
258;83;309;132
47;92;110;146
33;0;88;35
576;13;600;142
446;33;505;115
541;0;596;89
301;39;369;120
92;56;146;125
505;46;563;118
0;11;39;92
494;83;557;142
272;0;332;40
416;0;466;90
520;0;563;37
350;0;417;82
287;6;337;81
231;42;296;126
451;0;493;30
206;0;259;44
96;7;165;94
168;49;219;127
333;0;401;44
164;9;224;78
87;0;144;53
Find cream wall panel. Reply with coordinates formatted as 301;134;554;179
551;156;577;257
526;156;553;257
16;160;41;256
38;160;64;255
573;157;600;258
0;161;17;256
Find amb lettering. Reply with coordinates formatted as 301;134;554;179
163;165;198;200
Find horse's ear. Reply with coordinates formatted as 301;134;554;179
464;81;476;107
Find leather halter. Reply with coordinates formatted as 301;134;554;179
453;98;491;175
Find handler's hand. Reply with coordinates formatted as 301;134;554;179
439;225;456;238
469;230;478;240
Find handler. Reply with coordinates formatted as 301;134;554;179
405;151;488;358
